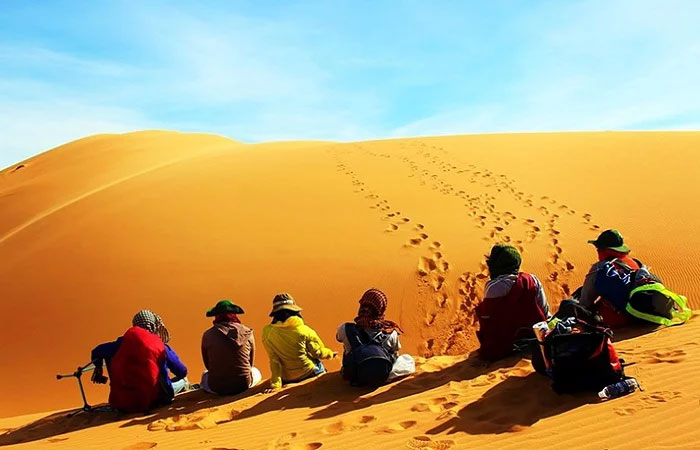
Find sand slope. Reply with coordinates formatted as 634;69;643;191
1;130;699;426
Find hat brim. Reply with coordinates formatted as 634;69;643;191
588;240;630;253
206;304;245;317
269;304;303;316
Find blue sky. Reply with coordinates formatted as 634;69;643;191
1;0;699;168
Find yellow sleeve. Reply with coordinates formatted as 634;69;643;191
262;330;283;389
304;326;335;360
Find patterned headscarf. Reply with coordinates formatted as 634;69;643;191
354;288;403;334
132;309;171;344
214;312;241;325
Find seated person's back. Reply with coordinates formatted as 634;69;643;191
91;310;188;412
476;244;551;360
337;288;415;386
201;300;259;395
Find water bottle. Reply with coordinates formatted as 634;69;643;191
532;321;551;371
598;378;640;400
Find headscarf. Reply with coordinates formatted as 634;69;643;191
354;288;403;334
214;312;241;325
486;244;522;280
132;309;171;344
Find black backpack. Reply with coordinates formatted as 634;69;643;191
342;323;395;387
532;318;625;394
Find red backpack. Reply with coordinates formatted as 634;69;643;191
476;273;547;360
108;326;166;412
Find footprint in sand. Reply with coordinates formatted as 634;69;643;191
417;256;438;275
122;444;158;450
411;394;460;414
322;415;376;436
293;444;323;450
376;421;418;434
406;436;455;450
269;432;323;450
322;421;346;436
614;391;683;416
148;407;240;431
406;233;429;247
641;349;686;364
436;292;450;308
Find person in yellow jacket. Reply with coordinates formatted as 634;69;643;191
262;293;336;393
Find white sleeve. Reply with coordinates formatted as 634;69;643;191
387;331;401;353
533;275;551;319
336;323;346;343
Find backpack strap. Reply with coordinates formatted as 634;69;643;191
344;323;370;348
626;283;693;326
572;317;614;337
370;330;393;348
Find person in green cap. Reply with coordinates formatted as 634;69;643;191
200;300;261;395
475;244;551;360
574;229;641;326
262;293;337;393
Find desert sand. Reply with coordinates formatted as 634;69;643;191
1;130;699;449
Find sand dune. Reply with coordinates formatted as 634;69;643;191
1;130;699;448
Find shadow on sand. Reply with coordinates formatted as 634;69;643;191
236;352;525;422
427;372;597;435
0;388;255;446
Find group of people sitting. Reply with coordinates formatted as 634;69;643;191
90;228;689;412
91;288;415;412
476;228;690;361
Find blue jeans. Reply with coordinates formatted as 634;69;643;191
171;377;190;395
283;360;326;384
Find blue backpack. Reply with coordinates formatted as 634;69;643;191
595;258;692;326
342;324;395;387
594;258;640;310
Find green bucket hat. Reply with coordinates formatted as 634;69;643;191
486;244;522;279
587;229;630;253
206;300;245;317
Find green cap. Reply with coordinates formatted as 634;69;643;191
206;300;244;317
587;229;630;252
486;244;522;279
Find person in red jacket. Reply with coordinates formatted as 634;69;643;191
91;310;189;412
476;244;551;360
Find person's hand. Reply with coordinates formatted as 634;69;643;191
572;286;583;300
91;367;108;384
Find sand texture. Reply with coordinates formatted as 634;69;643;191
1;130;699;449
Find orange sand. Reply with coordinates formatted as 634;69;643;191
1;131;699;449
